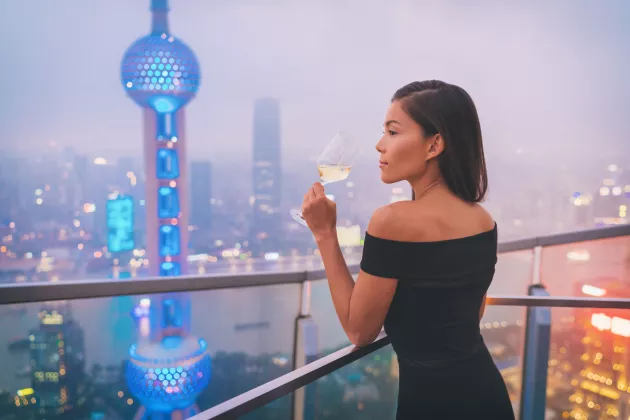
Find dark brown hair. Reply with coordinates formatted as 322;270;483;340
392;80;488;203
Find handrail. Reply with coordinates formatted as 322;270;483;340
0;265;361;305
190;331;391;420
497;224;630;253
0;224;628;305
487;295;630;309
191;295;630;420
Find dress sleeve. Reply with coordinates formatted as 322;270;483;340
360;232;406;279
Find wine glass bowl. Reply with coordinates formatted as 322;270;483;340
291;132;358;226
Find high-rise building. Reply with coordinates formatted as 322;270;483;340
548;277;630;419
251;98;282;255
120;1;210;418
190;161;212;231
29;302;86;418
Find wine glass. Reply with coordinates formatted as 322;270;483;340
291;131;359;226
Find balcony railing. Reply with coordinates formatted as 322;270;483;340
0;223;628;420
193;296;630;420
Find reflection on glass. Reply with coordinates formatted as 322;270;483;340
0;284;300;419
249;345;398;420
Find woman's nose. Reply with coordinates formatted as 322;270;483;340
376;136;385;153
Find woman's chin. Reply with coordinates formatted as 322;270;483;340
380;173;397;184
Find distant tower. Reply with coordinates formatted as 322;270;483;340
251;98;282;256
120;1;210;418
121;0;199;276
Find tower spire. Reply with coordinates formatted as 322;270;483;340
151;0;170;35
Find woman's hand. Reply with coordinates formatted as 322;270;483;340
302;182;337;242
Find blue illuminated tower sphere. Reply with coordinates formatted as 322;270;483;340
121;35;200;113
121;0;200;114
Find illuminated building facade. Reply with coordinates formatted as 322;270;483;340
120;1;210;418
593;165;629;227
551;278;630;419
251;98;282;256
29;303;86;418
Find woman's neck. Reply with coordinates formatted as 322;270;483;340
409;175;444;201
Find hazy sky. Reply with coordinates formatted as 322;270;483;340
1;0;629;165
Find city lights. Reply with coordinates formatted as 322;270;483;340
126;171;137;186
590;313;630;337
581;284;605;296
83;203;96;213
93;157;108;165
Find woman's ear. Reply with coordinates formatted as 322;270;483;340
426;134;445;160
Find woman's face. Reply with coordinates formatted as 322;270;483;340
376;100;432;184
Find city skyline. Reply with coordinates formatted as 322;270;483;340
1;0;629;166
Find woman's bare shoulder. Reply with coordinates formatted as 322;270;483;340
368;200;495;242
367;201;432;241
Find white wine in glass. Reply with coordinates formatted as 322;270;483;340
317;164;351;184
291;132;359;226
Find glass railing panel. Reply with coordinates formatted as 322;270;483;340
540;235;630;297
492;249;535;295
546;306;630;420
248;344;398;420
0;283;301;420
481;305;527;418
310;278;351;353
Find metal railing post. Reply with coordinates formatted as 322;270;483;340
292;280;318;420
519;284;551;420
531;245;543;285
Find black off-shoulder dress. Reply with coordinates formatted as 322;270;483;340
360;224;514;419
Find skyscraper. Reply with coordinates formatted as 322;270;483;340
251;98;282;256
190;161;212;231
30;302;86;418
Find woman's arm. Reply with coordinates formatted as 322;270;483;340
316;234;397;346
303;183;397;347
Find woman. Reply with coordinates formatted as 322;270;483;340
301;80;514;419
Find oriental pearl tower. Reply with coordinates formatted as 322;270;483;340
120;1;210;418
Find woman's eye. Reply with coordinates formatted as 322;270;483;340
388;130;397;136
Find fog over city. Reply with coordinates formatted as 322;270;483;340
2;0;629;161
